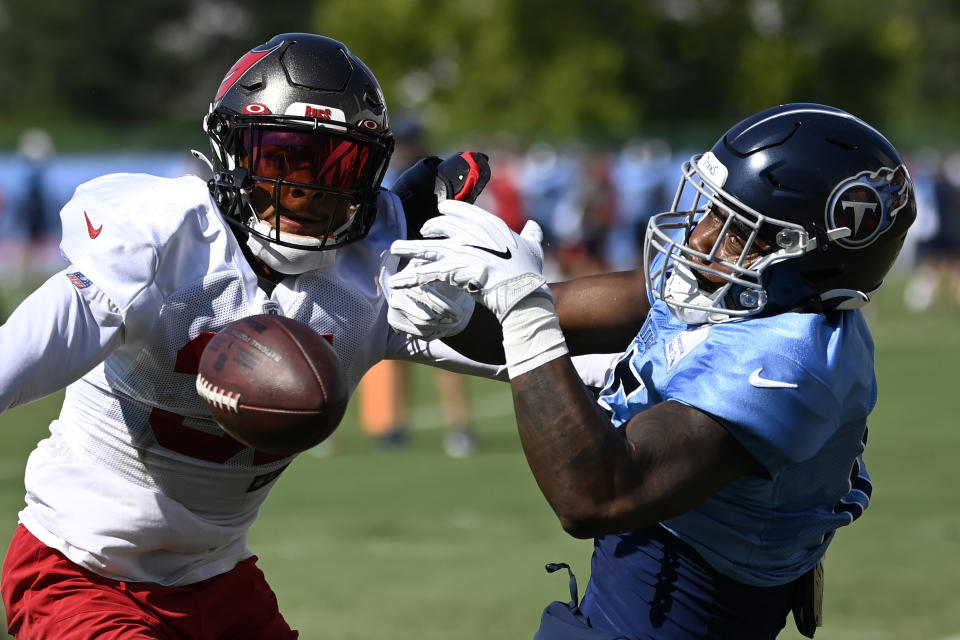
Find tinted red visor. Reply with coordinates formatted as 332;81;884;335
241;129;373;190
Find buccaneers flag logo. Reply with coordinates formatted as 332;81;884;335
215;41;284;102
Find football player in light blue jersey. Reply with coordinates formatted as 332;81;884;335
385;103;916;639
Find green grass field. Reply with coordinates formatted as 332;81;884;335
0;276;958;639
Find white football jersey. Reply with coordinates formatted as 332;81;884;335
3;173;505;586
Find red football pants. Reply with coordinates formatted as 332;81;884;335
2;525;298;639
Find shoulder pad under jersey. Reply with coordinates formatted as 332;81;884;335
58;173;224;327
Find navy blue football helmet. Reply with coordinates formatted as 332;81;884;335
646;103;916;321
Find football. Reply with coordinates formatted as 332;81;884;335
196;314;348;455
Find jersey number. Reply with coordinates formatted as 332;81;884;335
148;332;287;466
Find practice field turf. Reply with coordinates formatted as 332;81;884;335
0;277;958;639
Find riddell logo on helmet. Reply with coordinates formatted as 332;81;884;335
697;152;729;187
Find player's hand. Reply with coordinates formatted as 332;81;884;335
379;259;476;340
434;151;490;203
388;200;548;322
391;152;491;241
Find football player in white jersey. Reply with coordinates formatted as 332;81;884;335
0;32;594;639
386;104;916;639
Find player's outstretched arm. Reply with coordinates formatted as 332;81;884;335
386;200;646;362
431;268;651;364
509;360;759;538
386;172;648;358
434;268;651;363
381;150;499;359
386;200;758;537
0;269;122;414
379;263;505;364
383;270;647;363
549;269;650;356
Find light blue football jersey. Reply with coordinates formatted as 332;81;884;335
596;299;876;586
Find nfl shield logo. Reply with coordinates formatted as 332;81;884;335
261;301;282;315
66;272;93;289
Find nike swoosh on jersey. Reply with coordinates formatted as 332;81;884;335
84;211;103;239
749;368;798;389
465;244;511;259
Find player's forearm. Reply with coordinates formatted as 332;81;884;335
550;269;650;355
0;271;122;414
510;357;649;539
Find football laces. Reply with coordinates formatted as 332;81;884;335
196;374;241;414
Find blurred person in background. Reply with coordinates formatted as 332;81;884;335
521;143;611;279
605;138;675;271
385;103;916;639
903;150;960;311
518;142;572;278
5;128;55;287
18;129;53;243
0;32;503;639
553;146;618;278
474;135;529;235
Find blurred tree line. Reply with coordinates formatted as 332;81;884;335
0;0;956;151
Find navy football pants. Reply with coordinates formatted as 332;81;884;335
534;526;794;640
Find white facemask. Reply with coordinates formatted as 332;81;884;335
245;220;337;275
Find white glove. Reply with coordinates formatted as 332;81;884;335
388;200;549;321
379;259;476;340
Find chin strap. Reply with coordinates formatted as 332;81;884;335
245;228;337;274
